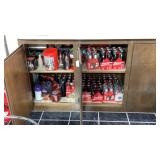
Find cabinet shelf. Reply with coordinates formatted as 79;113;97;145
34;98;79;111
82;66;126;73
29;68;74;73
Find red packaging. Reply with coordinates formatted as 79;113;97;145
92;92;103;103
4;90;11;123
82;92;92;103
108;91;115;101
43;48;58;70
100;58;113;70
103;91;115;102
66;85;72;97
87;58;94;70
71;83;75;93
112;58;125;70
103;92;110;102
87;58;100;70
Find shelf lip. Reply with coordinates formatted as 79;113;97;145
82;68;126;73
83;102;122;107
29;68;74;73
34;98;76;104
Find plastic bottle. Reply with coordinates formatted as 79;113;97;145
34;84;43;101
37;54;44;70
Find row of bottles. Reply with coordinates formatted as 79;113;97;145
81;46;126;70
26;46;74;71
33;72;123;103
34;73;75;102
82;73;124;103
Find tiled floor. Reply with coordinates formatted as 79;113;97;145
25;111;156;125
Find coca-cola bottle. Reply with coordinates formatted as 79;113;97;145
118;47;124;60
112;47;118;62
100;47;106;62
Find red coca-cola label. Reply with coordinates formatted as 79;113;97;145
82;92;92;103
87;58;100;70
66;84;72;97
103;91;115;102
100;58;113;70
112;58;125;70
92;92;103;102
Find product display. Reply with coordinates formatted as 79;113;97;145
81;46;126;70
26;46;75;71
33;73;75;102
82;73;124;104
57;47;74;70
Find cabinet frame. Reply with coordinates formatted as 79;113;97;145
4;38;155;118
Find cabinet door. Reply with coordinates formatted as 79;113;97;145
126;42;156;112
4;46;33;124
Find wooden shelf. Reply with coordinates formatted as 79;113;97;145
82;66;126;73
30;68;74;73
83;102;122;107
34;98;79;111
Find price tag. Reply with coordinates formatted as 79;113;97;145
76;60;80;67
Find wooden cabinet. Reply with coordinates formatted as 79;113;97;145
126;42;156;112
4;39;156;124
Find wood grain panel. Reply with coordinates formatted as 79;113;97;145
132;43;156;65
4;46;33;124
127;43;156;112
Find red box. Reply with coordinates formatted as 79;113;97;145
87;58;100;70
103;91;115;102
92;92;103;103
100;58;113;70
82;92;92;103
112;58;125;70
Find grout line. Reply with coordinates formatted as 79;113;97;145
97;111;156;114
100;120;130;123
68;112;71;125
98;112;100;125
130;121;156;124
126;113;130;125
38;111;44;124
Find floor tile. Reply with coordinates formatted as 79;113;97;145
83;112;98;120
100;121;129;125
83;121;98;125
30;112;42;120
39;120;68;125
41;112;70;120
99;112;128;121
128;113;156;122
69;121;80;125
70;112;80;120
130;122;156;125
